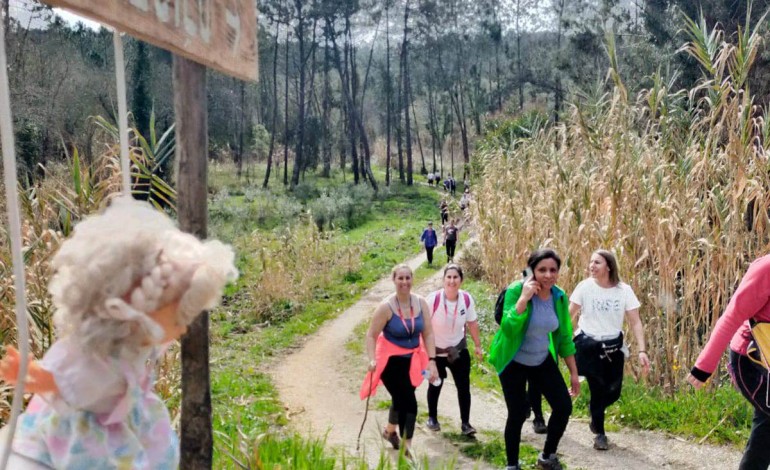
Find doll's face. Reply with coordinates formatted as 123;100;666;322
147;300;187;343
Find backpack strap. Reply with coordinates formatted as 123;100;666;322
432;292;441;316
462;290;470;310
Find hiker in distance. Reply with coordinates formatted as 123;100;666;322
443;219;460;264
488;248;579;470
361;264;438;457
569;250;650;450
420;221;439;266
424;264;483;436
688;254;770;470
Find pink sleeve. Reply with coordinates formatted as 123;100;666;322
694;256;770;374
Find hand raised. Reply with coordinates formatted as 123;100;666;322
520;277;541;300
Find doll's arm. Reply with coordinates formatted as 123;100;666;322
0;345;59;395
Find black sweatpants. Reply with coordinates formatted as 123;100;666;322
426;246;435;265
499;356;572;466
730;350;770;470
528;378;544;420
427;348;472;424
381;355;418;439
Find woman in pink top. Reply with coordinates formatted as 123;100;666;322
688;254;770;469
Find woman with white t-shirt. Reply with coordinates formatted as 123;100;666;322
424;264;484;436
570;250;650;451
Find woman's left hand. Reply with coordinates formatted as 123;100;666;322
638;352;651;375
428;361;439;383
569;373;581;397
474;347;484;362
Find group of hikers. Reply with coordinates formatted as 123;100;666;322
360;244;770;470
427;172;458;196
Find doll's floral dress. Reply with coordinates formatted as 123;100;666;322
11;337;178;469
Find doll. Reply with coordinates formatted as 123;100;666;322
0;196;238;469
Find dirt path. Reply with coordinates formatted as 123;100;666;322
272;250;743;469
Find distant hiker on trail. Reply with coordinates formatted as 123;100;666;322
568;250;649;451
488;249;579;470
420;222;438;266
449;175;457;196
443;219;459;263
444;175;451;192
427;172;434;186
361;264;438;458
688;254;770;469
440;200;449;226
424;264;483;437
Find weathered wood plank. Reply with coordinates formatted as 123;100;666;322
43;0;258;81
174;55;212;468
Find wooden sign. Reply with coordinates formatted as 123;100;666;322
43;0;258;81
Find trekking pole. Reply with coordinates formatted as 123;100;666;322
356;371;374;451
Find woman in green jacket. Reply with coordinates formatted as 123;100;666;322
488;248;579;470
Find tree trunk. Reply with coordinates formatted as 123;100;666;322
291;0;306;188
411;98;425;174
264;21;280;189
385;3;392;186
402;0;413;185
396;52;404;183
283;28;290;186
321;33;332;177
174;55;211;470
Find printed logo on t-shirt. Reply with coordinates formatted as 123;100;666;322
590;298;622;313
460;308;466;315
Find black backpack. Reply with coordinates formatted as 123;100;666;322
493;287;507;325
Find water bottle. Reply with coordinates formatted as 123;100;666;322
422;369;442;387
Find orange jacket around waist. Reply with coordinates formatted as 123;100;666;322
360;334;428;399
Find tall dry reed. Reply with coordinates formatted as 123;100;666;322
473;19;770;390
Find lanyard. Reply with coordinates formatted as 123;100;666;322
395;296;415;338
442;290;460;332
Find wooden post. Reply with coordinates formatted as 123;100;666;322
173;54;211;469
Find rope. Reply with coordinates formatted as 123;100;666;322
356;371;374;452
112;31;132;196
0;15;30;470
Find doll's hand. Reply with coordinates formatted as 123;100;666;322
0;346;58;395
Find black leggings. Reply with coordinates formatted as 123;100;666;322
730;350;770;470
427;349;472;424
426;246;435;264
499;356;572;466
446;240;456;259
381;356;418;439
584;351;624;434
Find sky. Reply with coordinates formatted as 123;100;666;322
53;8;101;30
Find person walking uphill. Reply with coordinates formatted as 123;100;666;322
424;264;484;436
420;222;439;266
570;250;650;451
443;219;459;263
488;249;579;470
360;264;439;458
688;254;770;470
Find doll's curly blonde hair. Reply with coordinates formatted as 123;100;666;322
48;197;238;358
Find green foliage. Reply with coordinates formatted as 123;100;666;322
16;119;43;182
476;110;549;154
252;123;270;161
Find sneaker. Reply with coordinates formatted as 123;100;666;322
537;453;563;470
532;417;547;434
594;433;609;451
461;422;477;436
382;428;400;449
426;417;441;432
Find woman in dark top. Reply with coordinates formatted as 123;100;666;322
365;264;438;456
443;219;459;263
